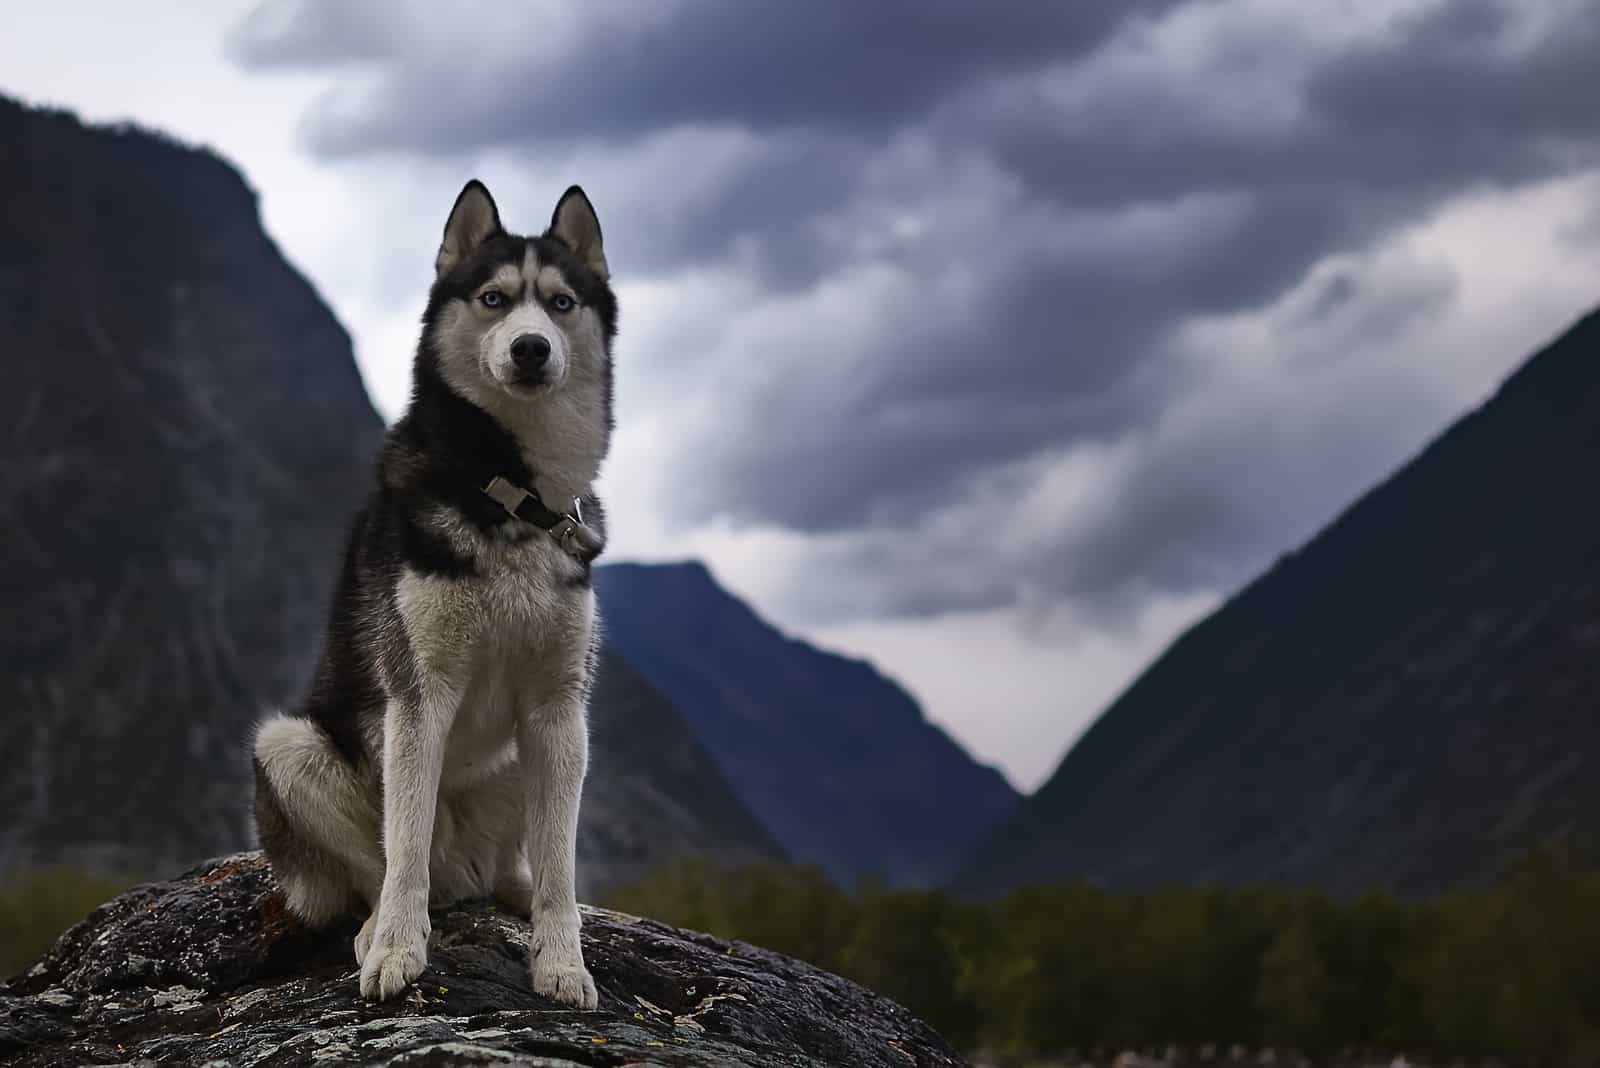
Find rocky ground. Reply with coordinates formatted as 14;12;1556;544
0;853;965;1067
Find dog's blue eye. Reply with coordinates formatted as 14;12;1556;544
551;294;575;312
480;290;504;308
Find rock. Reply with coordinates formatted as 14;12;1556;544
0;853;965;1067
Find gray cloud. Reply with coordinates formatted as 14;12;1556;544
1311;1;1600;165
231;0;1600;622
231;2;1173;154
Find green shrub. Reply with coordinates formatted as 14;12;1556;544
605;850;1600;1065
0;867;138;978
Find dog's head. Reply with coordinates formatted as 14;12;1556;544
423;181;617;408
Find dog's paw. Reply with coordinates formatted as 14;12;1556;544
359;922;428;1001
360;940;426;1001
531;953;598;1009
528;916;597;1010
353;911;378;966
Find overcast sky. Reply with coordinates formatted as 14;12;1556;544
5;1;1600;791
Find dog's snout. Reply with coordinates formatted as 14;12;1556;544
510;334;551;373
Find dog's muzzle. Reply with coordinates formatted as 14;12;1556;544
509;334;551;384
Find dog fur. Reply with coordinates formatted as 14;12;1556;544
252;180;617;1007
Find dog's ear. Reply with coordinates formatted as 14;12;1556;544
436;180;503;277
547;186;607;280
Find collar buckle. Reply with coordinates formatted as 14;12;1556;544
483;476;531;517
549;514;582;554
482;475;595;559
549;498;587;554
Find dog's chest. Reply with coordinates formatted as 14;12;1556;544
397;525;593;679
471;527;587;637
398;528;594;785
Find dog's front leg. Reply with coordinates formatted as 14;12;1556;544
359;679;457;1001
516;695;597;1009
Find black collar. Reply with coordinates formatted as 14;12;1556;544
482;476;602;562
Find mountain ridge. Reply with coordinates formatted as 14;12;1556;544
595;559;1019;886
956;303;1600;897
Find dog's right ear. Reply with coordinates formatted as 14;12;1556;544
436;180;503;277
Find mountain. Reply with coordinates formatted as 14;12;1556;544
0;96;383;876
580;648;785;896
0;96;780;891
957;306;1600;897
593;561;1018;886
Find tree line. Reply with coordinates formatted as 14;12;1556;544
604;850;1600;1065
6;850;1596;1063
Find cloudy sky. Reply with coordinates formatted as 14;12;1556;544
5;1;1600;791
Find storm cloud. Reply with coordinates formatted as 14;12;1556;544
230;0;1600;627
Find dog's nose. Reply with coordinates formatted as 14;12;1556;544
510;334;551;373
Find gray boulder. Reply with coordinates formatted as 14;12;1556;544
0;853;965;1067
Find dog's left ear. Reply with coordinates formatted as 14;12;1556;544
548;186;608;280
436;180;503;277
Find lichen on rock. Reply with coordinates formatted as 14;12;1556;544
0;853;965;1067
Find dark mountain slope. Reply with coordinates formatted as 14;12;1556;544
957;306;1600;897
0;96;782;891
0;96;384;876
580;648;786;896
594;561;1018;886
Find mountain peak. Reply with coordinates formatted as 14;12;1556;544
955;302;1600;897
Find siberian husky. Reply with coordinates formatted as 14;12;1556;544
253;180;616;1007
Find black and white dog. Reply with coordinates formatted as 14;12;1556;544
253;181;616;1007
